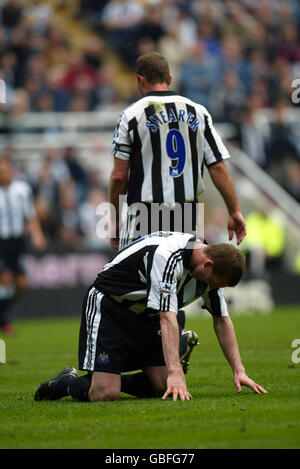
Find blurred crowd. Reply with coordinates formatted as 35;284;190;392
1;1;299;113
0;0;120;114
7;144;109;253
0;0;299;261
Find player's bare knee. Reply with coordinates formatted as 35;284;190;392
0;269;14;286
15;274;27;292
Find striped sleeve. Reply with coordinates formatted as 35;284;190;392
201;288;228;317
147;248;183;313
112;111;132;160
203;110;230;167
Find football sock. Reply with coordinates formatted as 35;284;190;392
121;372;157;398
0;286;15;325
58;373;92;402
177;309;185;332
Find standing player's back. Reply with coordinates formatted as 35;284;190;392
113;92;230;206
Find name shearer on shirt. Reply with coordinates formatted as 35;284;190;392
146;107;200;133
95;196;204;247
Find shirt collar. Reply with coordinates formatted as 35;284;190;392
146;91;178;96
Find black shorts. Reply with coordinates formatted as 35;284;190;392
78;286;166;374
0;237;26;275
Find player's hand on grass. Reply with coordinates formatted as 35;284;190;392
228;211;247;245
234;372;268;394
162;370;192;401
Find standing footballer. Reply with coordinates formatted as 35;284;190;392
0;156;46;334
109;52;247;250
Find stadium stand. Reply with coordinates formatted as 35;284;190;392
0;0;299;275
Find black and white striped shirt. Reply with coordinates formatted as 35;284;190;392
93;232;228;317
113;91;230;206
0;180;36;239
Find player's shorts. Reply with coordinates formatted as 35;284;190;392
0;237;26;275
78;286;166;374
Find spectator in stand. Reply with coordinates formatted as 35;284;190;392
277;22;300;63
180;41;220;108
167;3;198;52
208;70;247;123
0;50;17;88
197;20;221;58
134;2;166;62
71;72;99;111
28;148;70;206
62;50;96;93
34;195;59;247
265;101;300;186
63;146;89;203
23;0;54;36
234;104;267;167
158;26;186;91
78;186;108;251
57;181;82;252
83;36;104;71
100;0;145;67
94;64;119;105
220;37;252;94
79;0;109;26
1;0;23;31
44;66;70;112
29;152;62;231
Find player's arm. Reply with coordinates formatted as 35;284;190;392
212;315;268;394
147;246;191;400
207;161;247;245
160;310;192;401
24;186;46;251
108;157;130;250
27;216;46;251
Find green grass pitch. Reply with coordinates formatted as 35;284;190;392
0;307;299;449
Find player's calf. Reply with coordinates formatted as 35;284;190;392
88;371;121;402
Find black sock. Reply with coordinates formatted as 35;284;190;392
0;298;14;326
121;372;157;398
177;309;185;332
58;373;92;402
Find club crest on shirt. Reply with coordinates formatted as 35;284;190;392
158;281;176;295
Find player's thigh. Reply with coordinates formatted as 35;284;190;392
143;366;168;395
15;273;27;292
89;371;121;402
0;268;14;286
